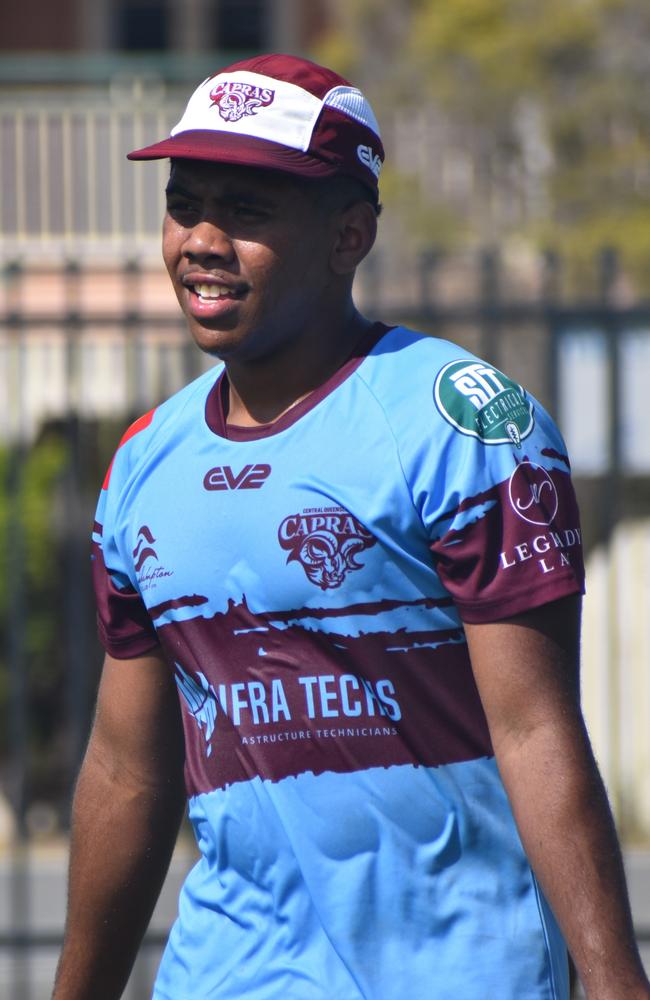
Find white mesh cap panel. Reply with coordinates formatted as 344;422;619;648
323;86;381;138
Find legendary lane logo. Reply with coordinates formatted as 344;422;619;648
499;526;581;576
508;461;559;526
278;506;376;590
434;359;534;446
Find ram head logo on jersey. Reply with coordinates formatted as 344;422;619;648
209;81;275;122
278;508;376;590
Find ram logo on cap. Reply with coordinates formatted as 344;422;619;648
210;80;276;123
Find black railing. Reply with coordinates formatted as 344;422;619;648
1;247;649;997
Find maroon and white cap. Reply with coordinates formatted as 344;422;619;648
127;53;384;201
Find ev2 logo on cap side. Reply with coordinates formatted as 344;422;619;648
357;144;382;178
204;464;271;491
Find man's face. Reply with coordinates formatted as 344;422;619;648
162;159;339;361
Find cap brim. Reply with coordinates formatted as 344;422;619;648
127;129;340;179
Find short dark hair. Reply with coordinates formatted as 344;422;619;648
300;174;382;217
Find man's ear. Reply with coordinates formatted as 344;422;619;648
329;201;378;275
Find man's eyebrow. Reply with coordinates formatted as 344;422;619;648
217;189;277;208
165;181;196;199
165;180;277;208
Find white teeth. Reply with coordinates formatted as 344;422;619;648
194;283;231;299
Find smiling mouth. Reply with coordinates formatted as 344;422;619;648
191;282;241;301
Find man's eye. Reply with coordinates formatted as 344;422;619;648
167;199;199;219
233;203;267;220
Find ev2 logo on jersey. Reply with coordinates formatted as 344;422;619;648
203;463;271;491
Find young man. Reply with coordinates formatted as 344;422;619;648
53;54;649;1000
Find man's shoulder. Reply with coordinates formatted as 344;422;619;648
103;363;223;492
370;324;463;358
365;326;476;382
359;325;477;418
360;325;559;462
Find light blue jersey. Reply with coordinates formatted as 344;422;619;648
93;325;583;999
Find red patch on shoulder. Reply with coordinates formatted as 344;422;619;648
102;408;156;490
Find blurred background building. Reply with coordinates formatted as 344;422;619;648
1;2;649;997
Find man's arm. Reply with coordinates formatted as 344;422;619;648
465;595;649;1000
52;649;186;1000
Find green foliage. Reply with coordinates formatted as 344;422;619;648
0;418;126;815
316;0;650;292
0;434;68;757
380;165;470;249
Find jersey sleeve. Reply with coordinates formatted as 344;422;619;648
417;358;585;624
91;411;160;659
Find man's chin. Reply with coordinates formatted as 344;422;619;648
187;319;289;366
188;318;244;358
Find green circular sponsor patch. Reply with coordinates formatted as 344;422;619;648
433;359;534;446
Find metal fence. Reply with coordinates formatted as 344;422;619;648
1;246;650;997
0;80;178;249
0;79;545;256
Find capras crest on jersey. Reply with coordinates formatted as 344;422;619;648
278;507;376;590
210;80;275;122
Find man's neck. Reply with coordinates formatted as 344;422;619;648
224;308;372;427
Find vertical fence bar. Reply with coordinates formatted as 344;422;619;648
597;247;623;823
0;112;3;239
85;112;98;240
5;275;32;999
109;109;121;242
478;246;500;365
418;247;440;314
38;111;49;240
62;260;92;790
62;112;73;242
14;112;26;241
132;93;146;241
541;249;561;420
599;248;621;481
7;462;31;1000
123;258;144;415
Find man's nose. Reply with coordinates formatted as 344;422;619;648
182;218;235;263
